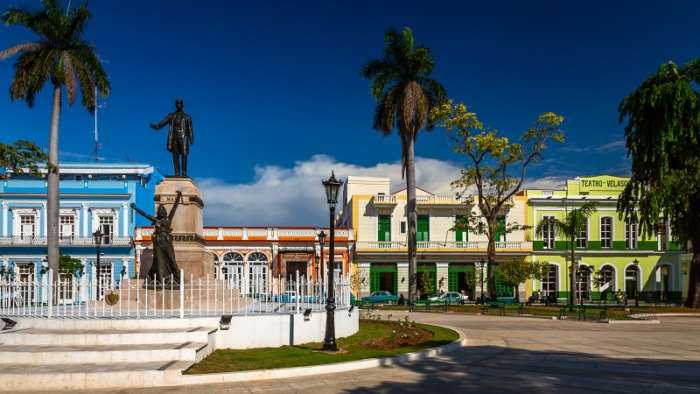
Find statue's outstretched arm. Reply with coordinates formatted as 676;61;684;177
150;113;172;130
168;191;182;221
131;203;156;223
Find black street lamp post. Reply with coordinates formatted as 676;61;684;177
318;231;327;284
322;171;342;352
93;229;103;295
479;259;485;304
633;259;640;307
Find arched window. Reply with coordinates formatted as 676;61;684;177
625;265;639;298
599;265;615;301
222;252;244;289
247;252;268;294
576;265;591;302
541;264;558;299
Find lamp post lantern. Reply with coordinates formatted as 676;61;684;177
322;171;342;351
633;259;640;307
318;230;326;284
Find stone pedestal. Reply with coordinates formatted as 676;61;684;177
140;177;214;279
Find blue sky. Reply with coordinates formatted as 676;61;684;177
1;1;698;225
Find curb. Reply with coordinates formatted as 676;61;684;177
602;319;660;325
172;326;467;386
630;313;700;318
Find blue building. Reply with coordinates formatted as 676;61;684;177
0;163;162;301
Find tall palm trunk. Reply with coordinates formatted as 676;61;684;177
570;239;578;306
47;85;61;273
405;135;417;304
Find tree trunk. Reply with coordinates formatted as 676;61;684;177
47;85;61;274
570;240;578;306
684;233;700;308
487;238;497;300
405;136;417;304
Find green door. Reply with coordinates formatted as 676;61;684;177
378;215;391;242
370;263;397;294
448;264;475;295
417;263;437;298
417;215;429;242
455;215;467;242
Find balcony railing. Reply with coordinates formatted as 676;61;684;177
372;195;397;204
357;241;530;250
0;236;131;246
416;195;464;205
371;194;465;205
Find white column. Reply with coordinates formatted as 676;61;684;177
397;262;409;296
81;204;88;237
41;202;47;237
80;258;88;301
121;203;129;237
1;202;7;237
436;262;449;292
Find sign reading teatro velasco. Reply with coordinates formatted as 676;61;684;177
578;175;629;193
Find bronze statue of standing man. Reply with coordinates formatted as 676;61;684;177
150;99;194;177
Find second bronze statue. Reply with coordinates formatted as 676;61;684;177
131;191;182;285
150;99;194;177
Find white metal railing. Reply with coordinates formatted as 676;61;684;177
358;241;528;249
0;236;131;246
416;195;464;204
0;269;351;319
372;195;397;204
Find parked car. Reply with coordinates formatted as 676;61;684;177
429;291;468;304
272;291;319;303
361;291;399;304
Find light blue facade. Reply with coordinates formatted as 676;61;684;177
0;163;162;300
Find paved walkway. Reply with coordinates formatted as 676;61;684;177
30;313;700;393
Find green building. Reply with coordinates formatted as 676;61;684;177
527;176;686;303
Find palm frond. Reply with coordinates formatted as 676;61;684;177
0;42;41;60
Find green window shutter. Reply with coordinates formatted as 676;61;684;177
495;216;506;242
417;215;429;242
378;215;391;242
448;271;457;291
370;270;379;292
455;215;467;242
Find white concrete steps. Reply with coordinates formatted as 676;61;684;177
0;319;219;391
0;341;208;364
0;360;192;391
0;326;214;346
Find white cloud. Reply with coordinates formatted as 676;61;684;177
196;155;572;226
196;155;462;226
561;139;626;154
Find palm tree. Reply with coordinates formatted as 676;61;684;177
361;27;446;304
1;0;110;273
535;202;597;306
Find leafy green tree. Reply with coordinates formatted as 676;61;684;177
418;270;435;298
430;101;564;299
0;140;47;175
535;201;597;305
498;259;549;302
617;60;700;308
59;254;83;275
361;27;447;304
1;0;110;273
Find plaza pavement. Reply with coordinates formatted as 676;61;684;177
27;313;700;394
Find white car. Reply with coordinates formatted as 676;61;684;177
429;291;468;304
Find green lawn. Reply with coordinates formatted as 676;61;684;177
185;319;459;374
